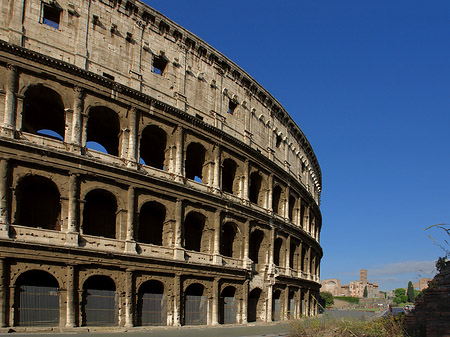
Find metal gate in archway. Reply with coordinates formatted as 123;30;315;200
220;296;236;324
184;295;207;325
272;297;281;321
84;289;117;326
139;293;167;326
17;285;59;326
288;298;295;318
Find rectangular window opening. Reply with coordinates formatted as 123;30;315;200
103;72;115;81
228;100;237;115
153;56;168;76
42;3;61;29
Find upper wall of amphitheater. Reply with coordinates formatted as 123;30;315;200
0;0;321;203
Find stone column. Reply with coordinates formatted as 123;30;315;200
71;87;84;151
67;174;78;233
125;269;134;327
173;274;181;326
211;278;219;325
268;226;275;268
212;144;221;191
213;209;221;264
174;126;184;182
268;174;273;212
0;159;10;238
125;186;136;253
80;112;89;149
307;246;312;276
2;64;18;138
127;107;138;168
242;160;249;200
285;186;290;220
173;199;184;259
299;241;304;276
0;258;5;327
241;279;249;323
285;235;291;270
266;285;273;322
243;220;251;268
284;287;289;321
65;265;75;327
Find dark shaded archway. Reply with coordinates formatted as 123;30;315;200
140;125;167;169
272;185;282;214
272;289;281;321
16;176;61;231
248;288;262;322
183;212;205;252
15;270;60;326
220;222;238;258
222;159;237;194
137;280;166;326
248;172;262;205
82;189;117;238
82;275;117;326
184;283;207;325
185;143;205;182
138;201;166;245
249;229;264;264
274;238;284;267
219;286;236;324
22;85;65;140
86;106;120;156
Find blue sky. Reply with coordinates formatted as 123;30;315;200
145;0;450;291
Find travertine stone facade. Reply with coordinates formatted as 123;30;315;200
0;0;322;329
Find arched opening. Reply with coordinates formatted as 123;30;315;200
138;201;166;246
22;85;65;141
15;270;59;326
221;159;237;194
289;242;298;269
183;212;205;252
82;275;117;326
300;201;306;228
288;195;296;221
184;283;207;325
247;288;262;322
272;289;281;321
249;229;264;265
220;222;238;258
16;176;61;231
185;142;205;183
274;238;284;267
272;185;282;214
82;189;117;239
137;280;166;326
288;291;296;318
86;106;120;156
248;172;262;205
140;125;167;169
219;286;236;324
301;247;308;273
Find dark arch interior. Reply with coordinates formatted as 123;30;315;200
272;185;282;214
17;175;61;231
22;85;65;140
274;238;283;266
83;275;116;291
82;189;117;239
249;230;264;264
184;212;205;252
185;283;204;296
222;159;237;194
220;222;237;258
220;286;236;298
248;288;262;323
140;125;167;169
138;201;166;245
249;172;262;205
288;195;296;221
16;270;59;288
86;106;120;156
185;143;205;182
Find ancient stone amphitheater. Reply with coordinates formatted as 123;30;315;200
0;0;322;329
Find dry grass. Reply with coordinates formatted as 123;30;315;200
290;314;407;337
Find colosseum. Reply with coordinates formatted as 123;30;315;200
0;0;322;329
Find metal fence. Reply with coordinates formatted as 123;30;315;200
84;289;117;326
288;298;295;318
220;297;236;324
272;298;281;321
17;285;59;326
139;293;167;326
184;295;207;325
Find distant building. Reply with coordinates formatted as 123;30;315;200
321;269;380;298
413;278;432;291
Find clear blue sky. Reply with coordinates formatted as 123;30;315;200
145;0;450;291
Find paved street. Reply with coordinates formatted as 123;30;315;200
0;323;291;337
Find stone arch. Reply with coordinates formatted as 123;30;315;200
274;237;285;267
183;211;206;252
82;275;117;326
219;285;236;324
185;142;206;183
272;289;282;321
14;270;60;326
220;222;241;259
249;229;265;267
139;125;167;170
288;194;297;222
82;189;117;239
221;158;237;194
21;84;65;140
15;175;61;231
137;280;167;326
272;184;283;215
137;201;166;246
248;171;262;205
247;288;262;322
184;283;207;325
86;106;120;155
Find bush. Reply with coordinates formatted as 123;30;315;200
334;296;359;304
